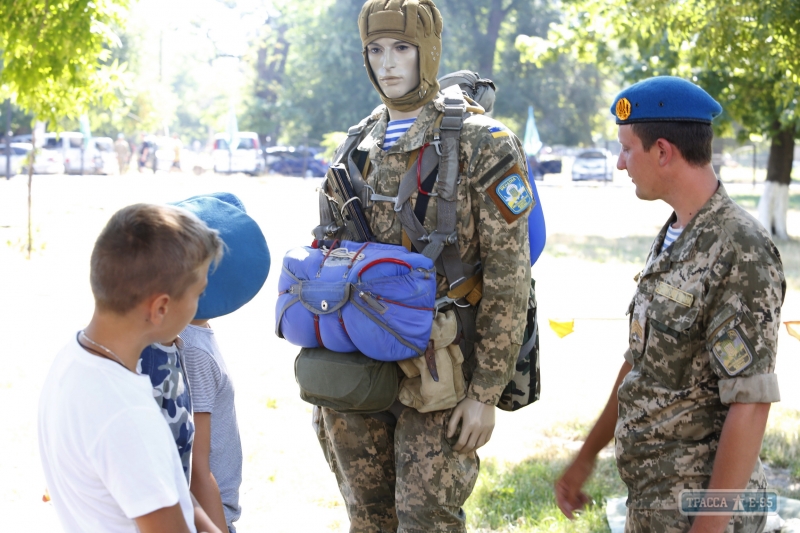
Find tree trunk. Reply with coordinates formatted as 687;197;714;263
757;121;794;239
27;126;35;259
254;19;290;143
477;0;505;77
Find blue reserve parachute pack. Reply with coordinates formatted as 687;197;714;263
276;241;437;362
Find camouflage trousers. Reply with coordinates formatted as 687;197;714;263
624;508;766;533
317;406;479;533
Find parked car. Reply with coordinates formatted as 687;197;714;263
265;146;328;177
42;132;98;174
527;154;563;180
212;133;265;175
33;148;67;175
0;143;33;176
92;137;120;175
571;149;615;181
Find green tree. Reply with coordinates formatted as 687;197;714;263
440;0;613;145
0;0;127;124
240;0;612;147
0;0;127;256
241;0;380;145
522;0;800;236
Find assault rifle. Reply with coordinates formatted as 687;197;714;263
323;164;375;243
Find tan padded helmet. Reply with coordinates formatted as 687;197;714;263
358;0;443;112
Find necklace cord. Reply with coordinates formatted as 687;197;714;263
78;331;132;372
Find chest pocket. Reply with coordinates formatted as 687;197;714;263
643;297;700;390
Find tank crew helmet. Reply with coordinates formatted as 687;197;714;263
358;0;443;112
611;76;722;125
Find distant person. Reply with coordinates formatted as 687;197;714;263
555;76;785;532
114;133;131;174
139;136;151;173
38;203;224;533
172;133;183;173
174;193;270;533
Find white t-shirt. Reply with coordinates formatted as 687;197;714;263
38;335;197;533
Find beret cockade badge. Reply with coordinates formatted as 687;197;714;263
616;97;632;121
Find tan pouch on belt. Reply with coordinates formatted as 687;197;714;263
397;310;467;413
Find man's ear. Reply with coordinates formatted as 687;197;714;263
655;138;675;167
145;293;171;326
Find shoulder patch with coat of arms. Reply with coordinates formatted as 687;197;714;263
485;165;534;224
712;327;754;376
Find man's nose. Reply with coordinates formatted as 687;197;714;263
616;153;625;171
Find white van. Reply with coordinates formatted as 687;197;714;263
42;132;99;174
93;137;120;175
212;132;265;175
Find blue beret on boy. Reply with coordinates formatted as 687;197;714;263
173;192;270;320
610;76;722;125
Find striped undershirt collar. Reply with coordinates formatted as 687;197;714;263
383;118;417;151
661;224;685;253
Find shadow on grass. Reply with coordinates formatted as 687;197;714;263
544;234;653;265
467;411;800;531
466;449;624;533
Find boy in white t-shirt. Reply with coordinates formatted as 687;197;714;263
38;203;225;533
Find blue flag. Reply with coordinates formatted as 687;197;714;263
523;105;542;156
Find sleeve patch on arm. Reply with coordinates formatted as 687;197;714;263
485;166;535;224
712;327;754;376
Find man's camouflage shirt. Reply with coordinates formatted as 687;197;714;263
343;94;532;406
617;183;785;509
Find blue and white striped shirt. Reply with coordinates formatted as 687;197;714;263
661;224;684;253
383;118;416;151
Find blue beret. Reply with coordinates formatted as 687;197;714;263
172;193;270;320
610;76;722;125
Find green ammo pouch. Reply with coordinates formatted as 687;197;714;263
294;347;398;413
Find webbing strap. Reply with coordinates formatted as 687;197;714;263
337;110;382;198
420;94;466;287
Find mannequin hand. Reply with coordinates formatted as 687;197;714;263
446;397;495;454
555;455;593;519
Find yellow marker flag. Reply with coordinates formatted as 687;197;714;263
549;319;575;338
785;321;800;342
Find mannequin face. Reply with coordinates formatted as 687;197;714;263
366;37;420;99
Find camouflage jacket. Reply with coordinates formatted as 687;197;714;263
617;184;785;509
340;95;532;406
138;340;194;482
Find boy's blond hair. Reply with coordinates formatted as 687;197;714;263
90;203;224;314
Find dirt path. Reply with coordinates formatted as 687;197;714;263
1;172;798;531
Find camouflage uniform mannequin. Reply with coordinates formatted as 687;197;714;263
555;77;785;533
315;1;531;531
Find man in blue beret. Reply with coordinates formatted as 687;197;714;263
555;76;785;532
